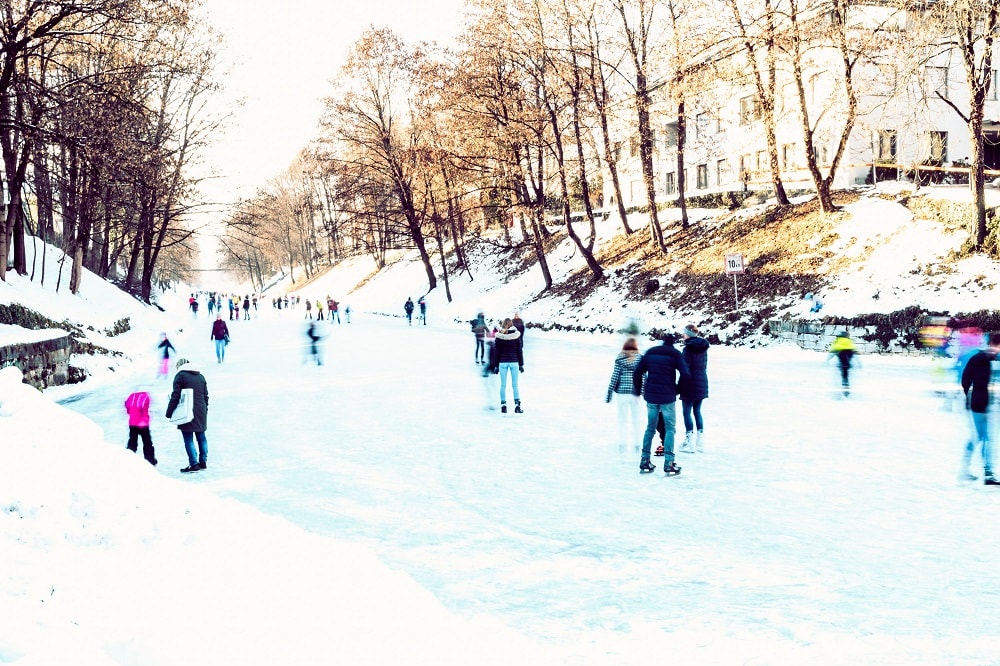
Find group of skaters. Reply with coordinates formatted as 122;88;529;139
123;326;217;474
189;292;260;321
473;311;526;413
920;318;1000;486
606;326;709;476
404;297;427;325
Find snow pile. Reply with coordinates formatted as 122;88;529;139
0;364;560;665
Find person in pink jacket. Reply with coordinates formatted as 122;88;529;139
124;390;157;466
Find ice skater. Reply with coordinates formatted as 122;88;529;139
633;332;690;475
124;388;157;465
606;337;643;452
679;325;710;452
960;331;1000;485
156;332;175;379
828;331;858;397
494;318;524;413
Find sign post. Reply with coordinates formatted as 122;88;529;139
724;253;745;310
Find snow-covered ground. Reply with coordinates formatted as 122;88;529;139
2;186;1000;664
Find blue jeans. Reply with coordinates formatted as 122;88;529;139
214;338;226;362
682;398;704;432
965;411;994;474
182;431;208;466
642;401;676;464
499;362;520;403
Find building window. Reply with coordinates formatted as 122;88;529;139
629;136;639;158
781;143;796;169
665;172;676;195
696;164;709;189
877;129;897;163
929;131;948;164
613;141;622;161
756;150;767;172
925;66;948;98
695;113;711;140
740;96;761;125
716;159;728;187
812;145;828;165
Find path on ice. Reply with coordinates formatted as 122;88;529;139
61;309;1000;658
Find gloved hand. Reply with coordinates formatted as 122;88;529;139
519;365;524;373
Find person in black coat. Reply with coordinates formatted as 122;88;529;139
492;318;524;413
679;325;710;453
960;332;1000;485
633;332;690;474
165;359;210;473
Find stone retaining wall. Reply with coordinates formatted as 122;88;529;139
0;334;72;388
766;319;907;354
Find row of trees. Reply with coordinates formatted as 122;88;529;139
220;0;997;299
1;0;222;301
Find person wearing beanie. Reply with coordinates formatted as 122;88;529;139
633;331;690;475
679;325;710;453
165;358;210;473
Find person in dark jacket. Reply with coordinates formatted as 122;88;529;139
404;297;415;325
156;332;175;379
679;325;710;453
471;313;488;363
960;332;1000;485
512;312;526;349
165;359;209;473
210;314;230;364
633;332;690;475
492;318;524;413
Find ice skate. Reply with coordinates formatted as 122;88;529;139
679;432;694;453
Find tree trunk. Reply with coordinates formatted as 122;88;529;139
676;101;689;229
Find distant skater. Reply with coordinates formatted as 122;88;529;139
404;297;414;325
829;331;858;397
156;332;175;379
471;313;488;363
211;314;230;364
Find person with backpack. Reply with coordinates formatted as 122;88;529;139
471;313;488;363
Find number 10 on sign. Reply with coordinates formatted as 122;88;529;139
724;253;744;310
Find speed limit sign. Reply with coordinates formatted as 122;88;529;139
725;253;745;274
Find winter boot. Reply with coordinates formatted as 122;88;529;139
664;461;682;476
639;460;656;474
986;469;999;486
514;400;523;414
695;430;704;453
501;402;507;413
680;432;694;453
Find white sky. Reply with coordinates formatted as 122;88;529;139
197;0;467;208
